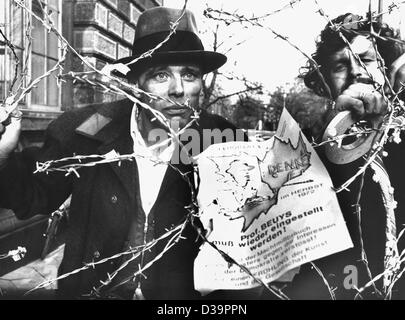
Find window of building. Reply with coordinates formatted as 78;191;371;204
105;0;118;9
0;0;62;110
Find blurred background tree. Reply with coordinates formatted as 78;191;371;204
268;80;329;137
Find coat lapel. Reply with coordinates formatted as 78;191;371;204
85;103;204;209
94;101;137;201
98;132;137;202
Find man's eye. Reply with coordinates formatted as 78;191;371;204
153;72;169;81
332;63;347;72
362;58;376;64
183;72;198;81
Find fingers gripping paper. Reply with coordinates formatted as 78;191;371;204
194;108;353;294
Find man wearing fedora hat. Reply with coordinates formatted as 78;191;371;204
0;7;244;299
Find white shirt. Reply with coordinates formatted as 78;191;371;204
130;105;175;216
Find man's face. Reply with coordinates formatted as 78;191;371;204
325;35;385;99
136;64;203;130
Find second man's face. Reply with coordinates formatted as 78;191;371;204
137;64;203;130
325;35;385;99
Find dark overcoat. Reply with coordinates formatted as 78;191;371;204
0;99;241;299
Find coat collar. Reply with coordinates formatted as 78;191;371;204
89;100;195;206
73;99;137;202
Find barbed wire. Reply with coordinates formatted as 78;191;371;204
0;247;26;262
202;0;405;299
204;0;302;25
125;0;189;67
313;0;405;297
6;0;291;300
354;227;405;299
0;29;20;94
310;262;336;300
2;0;405;300
337;1;405;30
203;7;333;99
24;222;184;296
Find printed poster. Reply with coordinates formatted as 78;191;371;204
193;108;353;294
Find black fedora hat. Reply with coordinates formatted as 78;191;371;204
114;7;227;78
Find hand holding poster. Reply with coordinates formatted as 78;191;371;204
193;108;353;295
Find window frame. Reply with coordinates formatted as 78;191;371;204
28;0;62;111
0;0;62;112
